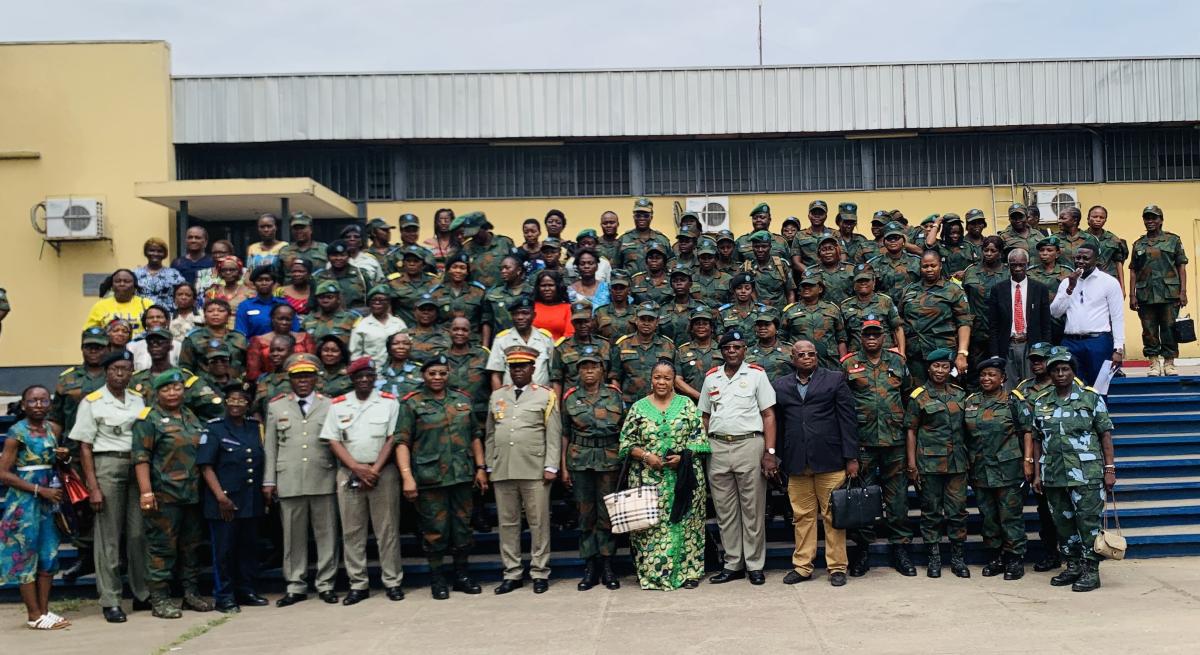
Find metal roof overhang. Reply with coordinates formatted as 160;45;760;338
135;177;358;220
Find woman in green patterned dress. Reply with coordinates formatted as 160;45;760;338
618;359;710;591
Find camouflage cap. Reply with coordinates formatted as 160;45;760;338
575;344;604;366
926;347;955;363
941;213;962;225
415;293;438;308
632;197;654;213
1007;203;1028;218
696;237;718;255
883;221;907;238
837;201;858;221
366;284;393;300
400;244;426;259
1028;342;1053;359
644;240;668;256
144;326;173;341
754;305;781;324
750;202;771;217
541;237;563;250
871;210;891;225
818;234;838;247
290;211;313;226
798;269;825;286
749;230;773;243
781;216;802;229
1142;204;1164;218
669;262;694;279
152;368;187;390
398;213;420;228
729;271;755;289
1044;346;1074;367
977;356;1007;373
609;268;632;287
677;224;699;240
570;300;592;320
204;338;232;359
808;199;828;213
366;217;393;231
81;326;109;346
852;263;876;282
1036;235;1061;250
716;230;736;244
679;210;700;224
689;306;717;324
965;208;987;224
576;228;598;242
315;280;341;296
635;301;661;319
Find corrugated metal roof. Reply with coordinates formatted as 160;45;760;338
172;57;1200;144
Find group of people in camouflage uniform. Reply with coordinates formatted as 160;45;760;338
0;196;1181;625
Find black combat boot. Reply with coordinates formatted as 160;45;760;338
1071;560;1101;592
1050;557;1082;586
1033;550;1062;572
577;557;599;591
848;545;871;577
1003;554;1025;581
430;567;450;600
949;542;971;578
452;567;482;595
926;544;942;578
600;557;620;590
890;544;917;576
980;549;1005;577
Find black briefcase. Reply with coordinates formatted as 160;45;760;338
830;477;883;531
1174;314;1196;344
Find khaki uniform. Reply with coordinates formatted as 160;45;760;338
265;392;340;595
485;384;562;581
320;390;403;591
486;327;556;386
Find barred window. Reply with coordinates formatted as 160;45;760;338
1105;128;1200;182
643;139;861;195
406;144;629;199
875;132;1093;188
176;146;393;202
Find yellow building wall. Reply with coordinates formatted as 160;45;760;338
370;180;1200;360
0;42;174;368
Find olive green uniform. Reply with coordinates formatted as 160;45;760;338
898;281;972;384
444;346;492;423
814;263;856;304
463;234;516;290
312;267;370;311
178;328;248;378
1131;231;1188;359
1088;229;1128;279
483;280;533;333
550;336;612;391
841;293;902;352
594;302;636;342
741;256;793;308
964;389;1031;558
386;271;438;325
674;340;723;394
746;339;794;380
630;272;673;306
562;384;625;559
302;310;360;346
719;302;763;338
616;228;670;273
781;300;846;370
658;299;705;345
428;281;488;329
609;334;675;404
907;384;969;545
690;269;732;308
837;233;872;265
867;253;921;298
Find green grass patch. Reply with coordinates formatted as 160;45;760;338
49;596;95;614
153;615;233;654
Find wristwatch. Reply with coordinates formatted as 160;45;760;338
956;350;969;356
767;448;776;455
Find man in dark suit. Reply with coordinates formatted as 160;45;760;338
769;340;859;587
987;248;1051;388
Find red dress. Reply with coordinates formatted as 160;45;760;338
246;331;316;381
532;302;575;341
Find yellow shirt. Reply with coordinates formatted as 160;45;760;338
83;295;155;336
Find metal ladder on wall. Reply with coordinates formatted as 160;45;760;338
988;170;1018;234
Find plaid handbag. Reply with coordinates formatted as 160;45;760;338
603;456;661;534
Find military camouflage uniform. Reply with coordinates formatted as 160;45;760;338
898;281;971;384
132;405;207;602
312;266;370;311
841;293;902;352
735;232;790;262
277;242;329;273
562;384;625;559
867;252;921;298
378;360;422;397
934;241;981;277
719;301;764;338
1089;229;1129;279
50;365;106;436
630;272;673;306
130;368;224;420
483;280;532;333
386;271;438;325
463;234;516;290
609;334;675;404
319;365;352;398
746;338;793;380
998;226;1045;257
675;340;723;393
444;346;492;423
179;328;248;377
907;384;969;545
842;349;913;546
301;311;360;346
690;269;732;308
964;389;1031;558
742;257;793;308
658;298;705;345
1055;231;1091;268
551;336;612;391
1131;231;1188;359
617;228;671;273
428;281;488;328
791;228;836;268
812;263;856;304
837;233;872;265
594;302;636;342
1027;262;1074;301
959;264;1009;385
596;237;621;265
254;370;291;418
1031;383;1114;562
781;300;845;370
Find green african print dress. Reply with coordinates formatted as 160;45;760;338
618;394;709;591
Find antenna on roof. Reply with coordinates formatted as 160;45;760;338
757;1;764;66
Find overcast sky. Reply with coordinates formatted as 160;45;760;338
6;0;1197;75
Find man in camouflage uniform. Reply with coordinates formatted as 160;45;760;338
658;264;705;345
132;368;213;618
313;240;371;311
736;203;790;262
131;328;224;419
812;234;856;304
387;245;439;325
551;301;612;395
617;197;670;273
276;212;328;273
691;237;733;308
396;354;487;600
841;265;904;353
675;307;723;400
672;222;702;270
630;241;674;306
841;318;916;577
595;269;635;341
303;281;361;346
715;231;741;274
1031;348;1116;592
964;357;1032;581
455;211;515;290
781;270;846;370
1015;341;1059;572
747;307;794;380
1131;204;1189;376
868;222;921;296
790;200;836;270
397;213;437;273
834;203;870;265
193;340;242;417
561;350;625;591
998;204;1046;256
743;230;794;308
609;302;676;405
407;294;452;362
595;210;622;264
964;208;989;251
1085;205;1129;284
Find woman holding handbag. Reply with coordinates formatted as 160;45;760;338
617;359;709;590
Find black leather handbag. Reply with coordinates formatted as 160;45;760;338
830;476;883;531
1174;313;1196;344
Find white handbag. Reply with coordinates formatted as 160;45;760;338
603;457;661;534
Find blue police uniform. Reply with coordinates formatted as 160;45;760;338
197;416;266;606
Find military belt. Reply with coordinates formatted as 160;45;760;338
1010;334;1028;343
94;451;132;459
709;432;762;443
1064;332;1104;339
571;436;619;449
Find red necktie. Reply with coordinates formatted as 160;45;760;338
1014;284;1026;334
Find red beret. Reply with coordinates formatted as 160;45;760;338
346;357;376;376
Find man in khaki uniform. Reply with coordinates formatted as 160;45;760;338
320;357;404;605
486;345;562;595
698;329;778;586
69;350;148;623
265;353;341;607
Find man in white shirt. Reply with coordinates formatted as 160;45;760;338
1050;242;1125;387
487;296;555;388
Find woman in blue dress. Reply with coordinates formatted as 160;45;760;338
0;385;70;630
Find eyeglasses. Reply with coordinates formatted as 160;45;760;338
794;352;818;358
224;397;250;406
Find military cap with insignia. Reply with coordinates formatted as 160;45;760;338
327;240;350;255
799;269;825;286
541;237;562;250
644;240;668;256
1044;346;1074;367
871;210;891;225
608;269;632;287
781;216;802;229
729;271;755;289
398;213;420;228
144;326;173;341
1036;235;1061;250
1007;203;1027;218
399;244;426;259
415;293;438;308
749;230;773;243
575;345;604;366
883;221;907;238
977;356;1007;373
926;347;955;363
837;202;858;221
315;280;341;296
284;353;322;374
754;306;781;325
366;217;393;231
632;197;654;213
635;301;661;318
852;264;876;282
507;295;535;312
964;208;987;224
669;262;693;279
1142;204;1164;218
367;284;394;300
716;230;736;243
941;213;962;225
677;224;699;240
696;237;718;255
750;202;770;217
152;368;187;390
861;314;885;332
421;353;451;372
204;338;232;359
101;350;134;368
81;326;109;346
570;300;592;320
290;211;313;226
808;199;828;213
719;329;747;347
1028;342;1053;359
504;345;539;364
689;306;717;324
576;228;598;241
346;357;376;376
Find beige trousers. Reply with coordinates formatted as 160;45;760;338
336;466;402;590
788;469;848;575
493;479;552;580
92;454;148;607
707;437;766;571
279;493;341;595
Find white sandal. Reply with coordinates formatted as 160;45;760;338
25;614;70;630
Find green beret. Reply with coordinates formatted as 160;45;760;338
750;202;770;217
576;228;598;241
926;348;955;363
315;280;341;296
152;368;187;390
1037;236;1061;250
367;284;393;300
749;230;773;243
921;214;940;226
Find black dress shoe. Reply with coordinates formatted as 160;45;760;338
430;580;450;600
275;593;307;607
829;572;847;587
385;586;405;601
532;579;549;594
1033;553;1062;572
494;579;523;595
782;570;812;584
103;606;128;623
318;591;339;604
452;573;482;595
215;601;241;614
747;570;766;585
708;569;746;584
132;597;153;612
682;579;700;589
236;593;269;607
342;589;369;606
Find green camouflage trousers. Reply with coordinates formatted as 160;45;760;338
143;502;204;596
918;473;968;544
850;446;912;546
975;484;1027;556
571;469;619;559
1138;303;1180;358
416;483;474;567
1045;483;1105;562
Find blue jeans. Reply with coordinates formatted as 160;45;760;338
1062;332;1113;388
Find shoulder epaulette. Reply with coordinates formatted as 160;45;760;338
706;366;720;374
471;281;487;290
207;417;222;423
1084;385;1098;394
949;383;963;391
128;388;142;397
839;352;855;363
538;328;553;338
747;363;765;371
615;334;631;345
387;272;401;280
380;391;398;400
607;382;622;393
783;302;796;311
887;347;905;359
910;386;925;399
496;328;511;337
678;341;692;349
185;375;199;388
269;393;287;403
401;391;420;401
59;366;76;377
85;389;103;402
451;388;471;399
332;395;347;403
563;387;578;401
718;303;733;311
632;272;646;279
1011;389;1025;400
137;407;152;420
555;336;568;346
